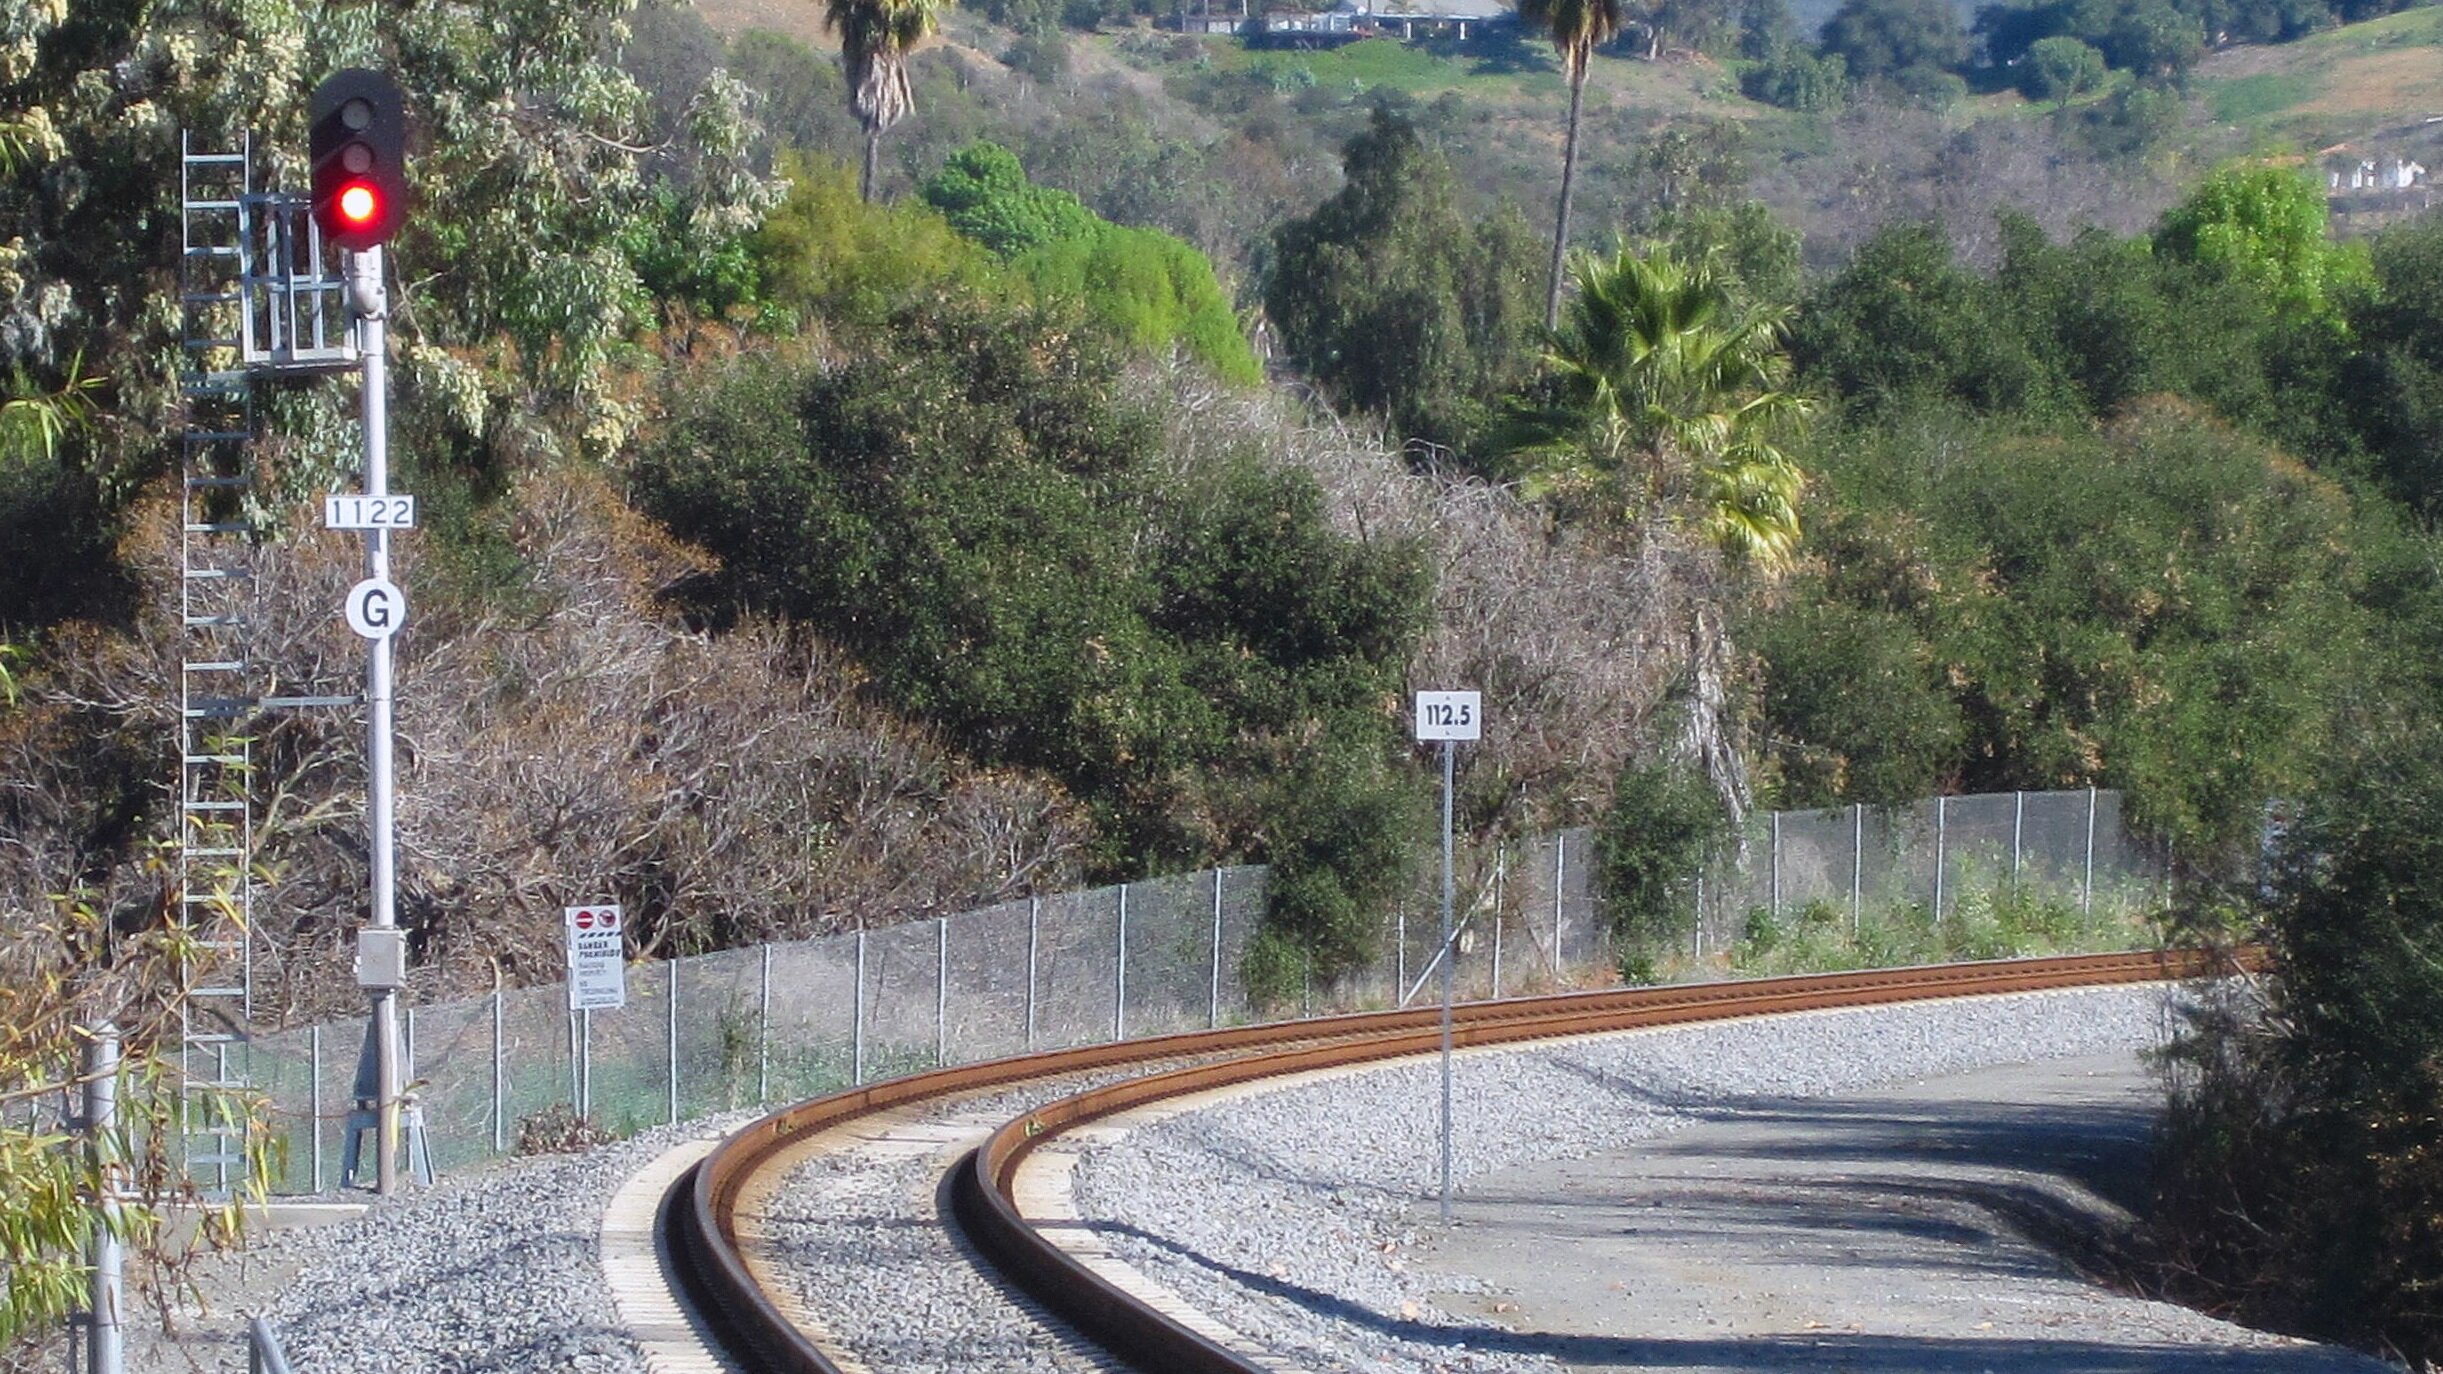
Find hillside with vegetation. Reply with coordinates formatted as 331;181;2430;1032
7;0;2443;1360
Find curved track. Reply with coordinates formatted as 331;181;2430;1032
666;949;2242;1374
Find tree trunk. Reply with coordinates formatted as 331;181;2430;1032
1544;60;1588;332
862;130;882;203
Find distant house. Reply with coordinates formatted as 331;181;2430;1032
1173;0;1509;41
2327;157;2427;191
2325;147;2436;235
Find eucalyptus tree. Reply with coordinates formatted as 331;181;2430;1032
826;0;941;201
1518;0;1627;330
1509;241;1811;569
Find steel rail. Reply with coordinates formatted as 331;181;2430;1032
670;948;2249;1374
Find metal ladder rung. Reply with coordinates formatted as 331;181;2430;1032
186;198;242;211
183;245;241;258
181;701;255;719
182;522;252;533
180;891;245;904
183;754;247;765
183;372;250;395
262;694;359;709
184;847;244;859
183;660;247;673
181;616;249;630
182;800;246;812
183;475;250;489
183;291;244;305
182;567;252;581
184;337;243;351
185;152;248;166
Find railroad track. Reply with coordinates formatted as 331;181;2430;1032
664;948;2243;1374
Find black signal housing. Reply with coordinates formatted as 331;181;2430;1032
309;69;409;252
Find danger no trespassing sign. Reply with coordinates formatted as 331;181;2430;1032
564;905;627;1012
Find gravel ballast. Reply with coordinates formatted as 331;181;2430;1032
1065;986;2382;1374
130;983;2380;1374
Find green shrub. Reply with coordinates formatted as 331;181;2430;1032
1739;46;1850;111
1595;759;1734;962
753;154;995;324
920;141;1260;384
637;295;1426;940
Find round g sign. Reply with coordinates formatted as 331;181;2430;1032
345;577;406;640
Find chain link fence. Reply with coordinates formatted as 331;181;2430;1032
238;789;2160;1191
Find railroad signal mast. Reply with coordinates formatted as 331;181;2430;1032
310;67;417;1198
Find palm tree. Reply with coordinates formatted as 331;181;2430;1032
1517;0;1627;330
1507;241;1812;570
826;0;939;202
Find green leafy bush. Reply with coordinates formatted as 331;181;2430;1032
2155;718;2443;1363
2020;35;2106;103
1739;45;1851;111
920;141;1260;384
1594;759;1734;970
1756;401;2374;861
636;294;1426;954
753;154;996;324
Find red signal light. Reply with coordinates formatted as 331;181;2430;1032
337;182;379;227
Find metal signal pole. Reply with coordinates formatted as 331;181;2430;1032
349;245;404;1196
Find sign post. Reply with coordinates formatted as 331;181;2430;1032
565;905;628;1012
1415;689;1480;1225
565;904;626;1121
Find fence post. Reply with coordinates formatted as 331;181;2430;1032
1491;847;1506;997
310;1024;325;1191
1770;810;1782;919
491;969;504;1156
1934;796;1948;925
667;960;680;1127
936;917;949;1067
1113;884;1129;1042
579;1010;592;1119
1395;903;1408;999
1693;872;1705;960
758;944;771;1106
1551;834;1566;980
1025;897;1040;1051
1851;803;1864;936
853;928;867;1086
1209;868;1224;1029
86;1023;123;1374
2084;786;2098;914
2012;790;2025;884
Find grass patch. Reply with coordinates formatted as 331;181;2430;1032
1294;37;1470;92
2207;71;2319;123
1712;873;2162;979
2338;2;2443;50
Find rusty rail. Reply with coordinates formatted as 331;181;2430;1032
670;949;2247;1374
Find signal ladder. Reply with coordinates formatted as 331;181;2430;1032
176;134;358;1196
